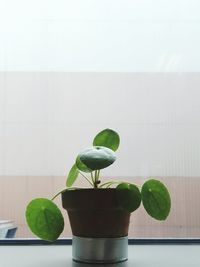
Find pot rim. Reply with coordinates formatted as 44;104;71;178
62;188;117;192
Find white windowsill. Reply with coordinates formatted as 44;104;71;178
0;244;199;267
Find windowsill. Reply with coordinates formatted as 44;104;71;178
0;243;199;267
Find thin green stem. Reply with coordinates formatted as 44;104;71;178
79;171;93;187
105;183;114;188
94;170;98;188
91;172;95;185
51;188;68;201
51;187;81;201
97;170;101;186
95;170;98;181
99;181;118;188
99;180;141;188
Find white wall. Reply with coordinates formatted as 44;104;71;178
0;0;200;71
0;72;200;177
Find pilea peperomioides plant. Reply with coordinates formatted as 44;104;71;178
26;128;171;242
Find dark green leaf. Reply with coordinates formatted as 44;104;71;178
76;156;92;173
141;179;171;220
66;164;79;187
93;128;120;151
116;183;141;212
26;198;64;242
79;146;116;170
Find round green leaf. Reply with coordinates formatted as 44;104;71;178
26;198;64;242
66;164;79;187
93;128;120;151
76;156;92;173
79;146;116;170
116;183;141;212
141;179;171;220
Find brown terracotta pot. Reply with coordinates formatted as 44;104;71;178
61;188;131;238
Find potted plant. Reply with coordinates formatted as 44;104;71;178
26;128;171;264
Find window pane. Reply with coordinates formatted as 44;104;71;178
0;1;200;239
0;73;200;238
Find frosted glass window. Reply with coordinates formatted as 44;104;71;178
0;1;200;238
0;0;200;71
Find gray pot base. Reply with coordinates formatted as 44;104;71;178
72;235;128;264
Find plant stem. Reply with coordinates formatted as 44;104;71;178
94;170;98;188
99;180;141;188
95;170;98;181
51;188;68;201
51;187;81;201
79;171;93;187
97;170;101;186
99;181;118;188
91;172;95;185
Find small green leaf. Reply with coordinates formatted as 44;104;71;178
26;198;64;242
141;179;171;220
76;156;92;173
93;128;120;151
116;183;141;212
66;164;79;187
79;146;116;170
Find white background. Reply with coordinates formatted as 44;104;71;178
0;0;200;71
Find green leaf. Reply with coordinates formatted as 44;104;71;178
79;146;116;170
141;179;171;220
116;183;141;212
26;198;64;242
76;156;92;173
93;128;120;151
66;164;79;187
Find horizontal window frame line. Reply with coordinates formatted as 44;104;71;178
0;238;200;246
